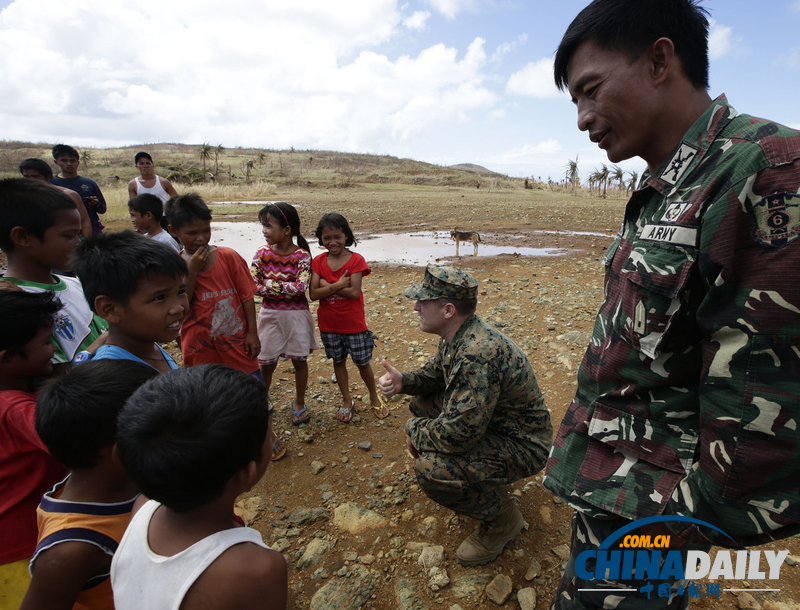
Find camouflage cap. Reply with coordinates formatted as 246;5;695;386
402;264;479;301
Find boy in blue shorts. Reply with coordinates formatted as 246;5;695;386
0;178;107;374
21;359;158;610
71;231;189;372
112;365;287;610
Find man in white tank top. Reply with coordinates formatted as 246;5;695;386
127;151;179;203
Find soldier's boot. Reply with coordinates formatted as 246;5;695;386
456;498;525;566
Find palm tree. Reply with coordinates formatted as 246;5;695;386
81;149;92;170
258;152;267;168
595;164;609;198
626;170;640;194
199;143;212;182
564;156;580;194
214;144;225;176
610;165;625;195
244;158;256;181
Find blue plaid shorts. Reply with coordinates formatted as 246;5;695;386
320;330;375;366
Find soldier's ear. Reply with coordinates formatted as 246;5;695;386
442;301;457;319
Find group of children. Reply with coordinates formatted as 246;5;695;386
0;158;387;607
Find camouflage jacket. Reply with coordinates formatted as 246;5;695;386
544;96;800;547
402;314;552;471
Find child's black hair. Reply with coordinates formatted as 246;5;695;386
19;158;54;179
0;290;61;357
134;151;153;164
71;230;188;312
116;365;270;513
258;202;310;252
164;192;212;230
128;193;164;221
314;212;356;248
36;360;159;469
51;144;80;160
0;178;77;254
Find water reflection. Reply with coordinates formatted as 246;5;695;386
209;223;570;266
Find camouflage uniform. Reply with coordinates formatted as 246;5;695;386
545;97;800;607
401;265;553;521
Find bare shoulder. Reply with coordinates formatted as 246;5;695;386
180;542;287;610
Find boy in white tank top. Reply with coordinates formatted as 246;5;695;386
111;365;287;610
127;152;178;204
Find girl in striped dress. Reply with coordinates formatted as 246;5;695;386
251;202;318;458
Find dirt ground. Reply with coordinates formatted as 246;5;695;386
16;184;797;609
179;187;798;610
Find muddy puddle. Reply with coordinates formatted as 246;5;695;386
210;223;573;266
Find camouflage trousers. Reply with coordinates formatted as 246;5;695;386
551;511;712;609
409;395;546;522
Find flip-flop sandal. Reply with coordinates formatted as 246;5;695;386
336;402;354;424
372;399;390;419
271;438;287;461
290;401;310;426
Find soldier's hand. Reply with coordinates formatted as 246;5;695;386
379;359;403;397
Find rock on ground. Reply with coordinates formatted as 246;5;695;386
518;587;537;610
332;502;388;534
310;566;377;610
486;574;513;605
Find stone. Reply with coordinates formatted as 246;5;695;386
525;558;542;581
485;574;513;605
785;555;800;566
551;544;571;561
517;587;537;610
539;506;552;524
396;578;428;610
310;461;326;475
452;573;492;599
738;592;762;610
332;502;388;534
343;551;358;562
418;545;445;569
358;441;372;451
296;538;328;569
428;566;450;591
418;515;436;537
449;606;465;610
272;538;290;553
287;507;331;526
359;554;376;565
310;565;377;610
322;491;334;501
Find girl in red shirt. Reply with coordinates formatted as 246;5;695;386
309;213;388;423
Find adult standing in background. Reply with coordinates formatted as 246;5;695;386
51;144;106;236
544;0;800;607
127;151;178;203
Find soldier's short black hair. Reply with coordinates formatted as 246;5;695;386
51;144;80;161
439;298;477;317
164;192;212;230
0;178;77;253
134;151;153;164
554;0;710;91
36;360;159;469
19;158;53;179
117;365;270;513
71;230;187;311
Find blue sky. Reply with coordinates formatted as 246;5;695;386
1;0;798;182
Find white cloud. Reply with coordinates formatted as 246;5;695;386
403;10;430;30
505;58;564;99
424;0;478;19
491;33;528;64
708;19;733;60
0;0;497;151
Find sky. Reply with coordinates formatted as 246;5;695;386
1;0;799;182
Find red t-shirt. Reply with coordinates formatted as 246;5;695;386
0;390;65;564
311;251;371;334
180;246;258;373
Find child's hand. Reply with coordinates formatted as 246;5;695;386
244;332;261;359
378;359;403;397
187;245;210;274
335;270;351;288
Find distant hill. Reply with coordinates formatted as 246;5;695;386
448;163;503;176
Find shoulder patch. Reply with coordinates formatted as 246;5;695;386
749;193;800;248
660;144;698;186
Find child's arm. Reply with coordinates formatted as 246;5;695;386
183;246;210;301
253;254;312;298
242;297;260;358
334;271;362;299
181;544;288;610
309;269;350;301
20;543;113;610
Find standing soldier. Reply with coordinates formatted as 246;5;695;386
379;264;552;566
545;0;800;607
